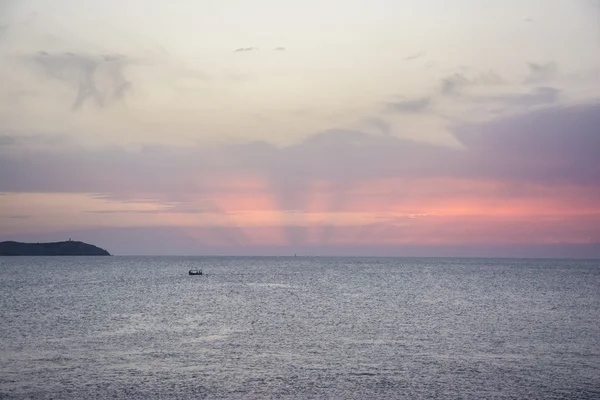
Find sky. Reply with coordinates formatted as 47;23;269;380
1;0;599;256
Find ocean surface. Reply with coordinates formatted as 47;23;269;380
1;256;599;399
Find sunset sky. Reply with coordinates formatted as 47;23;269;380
1;0;599;256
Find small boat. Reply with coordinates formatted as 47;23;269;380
188;269;203;275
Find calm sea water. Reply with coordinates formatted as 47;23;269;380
0;256;599;399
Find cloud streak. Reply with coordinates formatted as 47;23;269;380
483;86;560;108
405;52;425;61
386;97;431;113
234;47;259;52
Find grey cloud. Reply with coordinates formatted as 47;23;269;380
234;47;259;52
454;102;600;185
526;62;558;83
386;97;431;113
0;135;15;146
441;73;470;95
440;71;504;95
29;51;132;110
405;52;425;61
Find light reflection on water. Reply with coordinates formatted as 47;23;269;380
1;256;599;399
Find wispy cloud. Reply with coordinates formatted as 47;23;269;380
234;47;259;52
440;71;504;95
5;215;31;219
87;199;219;215
405;52;425;61
386;97;431;113
28;51;132;111
440;73;471;95
526;62;558;83
484;86;560;108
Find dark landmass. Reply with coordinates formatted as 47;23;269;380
0;241;111;256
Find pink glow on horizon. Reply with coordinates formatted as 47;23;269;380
2;175;599;248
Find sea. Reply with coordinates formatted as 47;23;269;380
0;256;599;399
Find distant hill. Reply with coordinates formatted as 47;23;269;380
0;241;111;256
